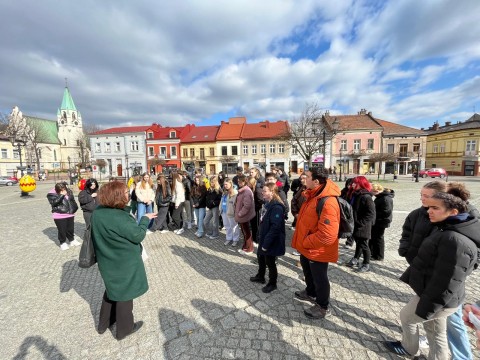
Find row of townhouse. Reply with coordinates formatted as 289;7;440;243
88;110;480;178
89;117;292;177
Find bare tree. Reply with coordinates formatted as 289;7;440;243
368;152;398;180
0;112;9;133
23;118;51;172
5;106;28;141
280;102;326;167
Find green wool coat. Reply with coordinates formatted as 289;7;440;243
91;206;149;301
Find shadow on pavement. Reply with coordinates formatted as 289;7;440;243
60;259;104;327
42;221;86;245
158;299;311;359
12;336;67;360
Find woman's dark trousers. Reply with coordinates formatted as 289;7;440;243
257;254;277;285
98;291;134;339
250;211;260;243
354;236;371;264
151;206;169;231
54;217;74;245
299;255;330;309
369;225;386;260
171;203;184;230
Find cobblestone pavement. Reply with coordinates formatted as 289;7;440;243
1;177;479;359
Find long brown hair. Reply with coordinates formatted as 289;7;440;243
156;174;167;197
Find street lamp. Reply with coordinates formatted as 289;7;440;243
322;129;326;172
125;154;129;178
338;148;344;182
9;134;28;196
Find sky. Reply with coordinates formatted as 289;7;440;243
1;0;479;130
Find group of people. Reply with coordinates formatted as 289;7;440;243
46;168;480;356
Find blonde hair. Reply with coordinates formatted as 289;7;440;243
209;175;221;192
371;183;384;192
247;176;256;191
264;183;282;203
139;172;153;189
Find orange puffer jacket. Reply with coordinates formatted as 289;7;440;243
291;179;341;263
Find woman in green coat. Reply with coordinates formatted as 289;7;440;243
92;181;157;340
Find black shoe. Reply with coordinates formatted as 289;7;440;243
383;340;410;356
294;290;316;303
262;284;277;293
250;275;266;284
117;321;144;341
97;321;116;335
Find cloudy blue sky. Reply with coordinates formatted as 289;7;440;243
1;0;479;130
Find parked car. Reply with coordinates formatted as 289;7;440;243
0;176;19;186
418;168;448;178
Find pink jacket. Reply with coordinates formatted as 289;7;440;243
234;186;255;224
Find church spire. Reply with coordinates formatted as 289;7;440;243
60;81;77;111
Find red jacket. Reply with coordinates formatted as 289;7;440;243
291;179;341;263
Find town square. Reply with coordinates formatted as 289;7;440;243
1;175;479;359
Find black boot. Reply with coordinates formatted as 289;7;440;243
250;275;266;284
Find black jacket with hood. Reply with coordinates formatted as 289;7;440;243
373;189;395;228
400;215;480;320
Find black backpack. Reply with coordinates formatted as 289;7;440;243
316;196;354;238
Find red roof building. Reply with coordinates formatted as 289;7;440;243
180;125;220;174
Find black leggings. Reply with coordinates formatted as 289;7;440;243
257;254;277;285
54;217;74;244
354;237;371;264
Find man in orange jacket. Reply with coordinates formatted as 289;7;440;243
291;167;341;319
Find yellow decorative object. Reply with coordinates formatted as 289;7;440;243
19;175;36;193
127;177;134;188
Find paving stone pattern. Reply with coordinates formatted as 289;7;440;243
0;177;479;359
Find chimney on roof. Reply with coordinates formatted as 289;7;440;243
368;111;372;116
358;108;367;115
432;122;440;131
445;121;451;126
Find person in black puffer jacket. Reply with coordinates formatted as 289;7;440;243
151;174;172;233
385;192;480;359
78;178;99;244
344;176;376;273
369;183;394;261
182;171;193;229
203;176;222;239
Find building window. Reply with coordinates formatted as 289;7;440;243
387;144;394;153
170;131;176;138
278;144;285;154
1;149;7;159
76;140;80;146
148;146;154;156
243;145;248;155
439;143;445;153
252;145;257;155
200;148;205;160
261;144;266;154
231;146;238;156
399;144;408;157
131;141;139;151
171;146;177;157
466;140;476;152
292;145;297;155
105;142;111;152
269;144;275;154
209;147;215;157
13;149;19;159
182;148;188;157
367;139;374;150
353;140;360;151
190;148;195;157
222;146;228;156
54;149;57;161
433;144;438;153
63;139;66;146
115;142;121;152
413;143;420;153
95;143;101;153
147;132;153;139
160;147;167;156
341;140;347;151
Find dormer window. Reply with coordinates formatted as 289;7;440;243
170;131;176;138
147;132;153;139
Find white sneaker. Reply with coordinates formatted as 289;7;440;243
160;229;169;234
292;251;301;256
187;222;192;229
224;240;231;246
60;243;70;251
175;228;185;235
70;239;81;247
146;230;154;235
195;233;203;238
290;226;295;230
231;241;238;247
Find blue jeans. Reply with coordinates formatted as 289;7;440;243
137;202;153;225
194;207;206;236
447;305;473;360
204;207;219;237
